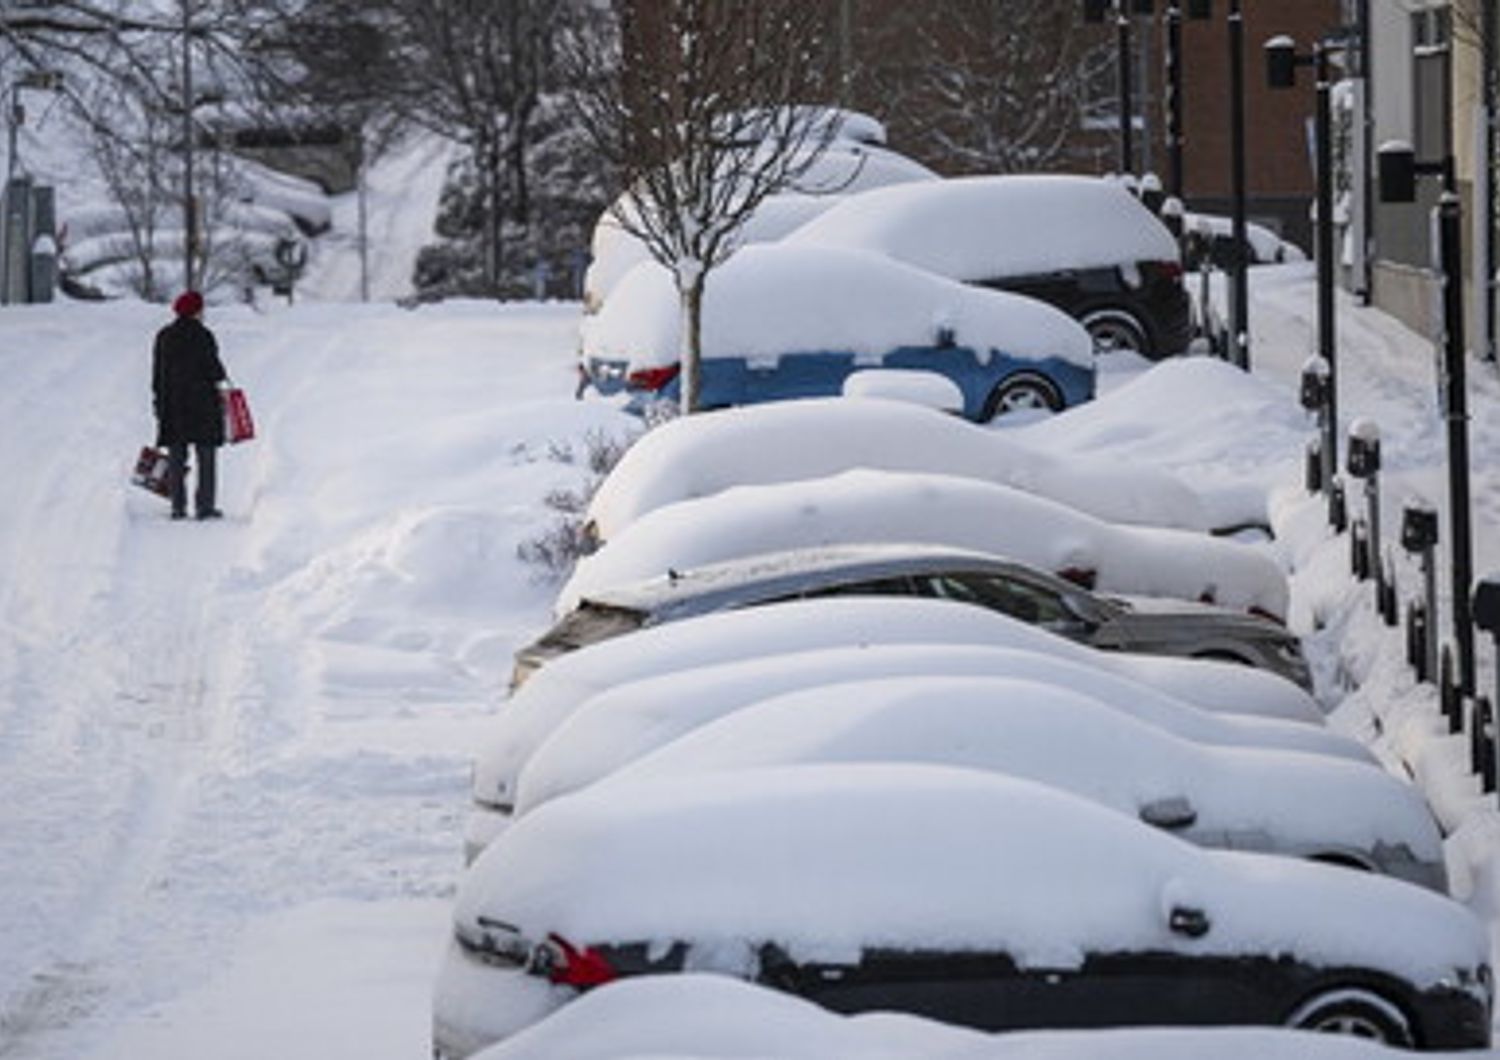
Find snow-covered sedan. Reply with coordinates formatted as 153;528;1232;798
784;173;1193;357
523;543;1310;690
474;645;1371;863
580;244;1095;422
557;469;1290;627
583;395;1215;539
602;675;1445;890
432;766;1490;1057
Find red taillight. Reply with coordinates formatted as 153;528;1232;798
1148;259;1184;284
626;364;681;392
1058;566;1098;590
1248;605;1286;626
542;933;618;988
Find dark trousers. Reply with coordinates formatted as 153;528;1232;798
167;442;216;516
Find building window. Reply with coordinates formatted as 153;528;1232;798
1412;7;1451;159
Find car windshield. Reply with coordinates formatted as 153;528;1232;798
916;572;1090;635
539;601;648;652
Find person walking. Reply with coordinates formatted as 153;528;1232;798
152;290;227;520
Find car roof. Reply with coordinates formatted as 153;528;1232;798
580;541;1056;617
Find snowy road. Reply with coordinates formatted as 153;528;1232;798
0;300;630;1058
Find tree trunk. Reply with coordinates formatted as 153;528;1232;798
678;272;705;414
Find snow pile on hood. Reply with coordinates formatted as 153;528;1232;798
1012;357;1310;532
563;468;1288;619
580;244;1093;371
786;174;1180;279
585;397;1210;538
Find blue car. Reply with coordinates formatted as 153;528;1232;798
579;244;1095;422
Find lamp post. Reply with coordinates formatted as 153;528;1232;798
1379;140;1477;696
1267;33;1344;520
1084;0;1160;176
1227;0;1248;369
1162;1;1214;202
6;69;63;186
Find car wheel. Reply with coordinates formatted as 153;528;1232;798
1080;307;1150;356
984;373;1063;420
1285;988;1415;1045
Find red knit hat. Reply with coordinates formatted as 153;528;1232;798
172;290;204;317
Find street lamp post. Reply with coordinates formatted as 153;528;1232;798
1227;0;1249;369
6;69;63;186
1379;141;1477;697
1267;33;1344;522
1162;1;1214;202
1084;0;1142;175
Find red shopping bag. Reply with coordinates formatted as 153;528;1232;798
131;446;173;498
224;386;255;444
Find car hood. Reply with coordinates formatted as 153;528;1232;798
1105;595;1295;639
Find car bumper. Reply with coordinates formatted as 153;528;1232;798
463;804;514;866
432;939;571;1058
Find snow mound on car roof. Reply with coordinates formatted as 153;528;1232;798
564;468;1287;619
786;174;1181;279
585;397;1209;539
581;243;1093;370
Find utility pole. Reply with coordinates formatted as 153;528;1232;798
181;0;198;293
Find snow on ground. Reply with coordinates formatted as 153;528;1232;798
0;251;1498;1057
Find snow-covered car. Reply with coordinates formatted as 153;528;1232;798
469;641;1371;862
784;174;1193;357
470;972;1428;1060
432;766;1490;1057
580;244;1096;422
603;675;1445;889
1182;211;1307;269
558;469;1290;626
581;108;936;315
521;544;1309;689
479;598;1333;858
583;396;1216;540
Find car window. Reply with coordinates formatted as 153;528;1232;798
916;572;1085;634
792;576;917;601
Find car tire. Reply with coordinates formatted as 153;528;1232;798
983;373;1063;420
1080;306;1150;357
1285;988;1415;1045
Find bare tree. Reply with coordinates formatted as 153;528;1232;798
562;0;843;413
856;1;1110;175
370;0;560;296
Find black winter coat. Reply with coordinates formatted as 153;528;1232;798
153;316;227;446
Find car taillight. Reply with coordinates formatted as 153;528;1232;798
1248;605;1286;626
538;933;618;988
1146;259;1184;284
626;364;681;392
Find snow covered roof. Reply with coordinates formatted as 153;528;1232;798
585;397;1212;539
605;675;1441;868
785;174;1181;280
563;468;1288;619
580;244;1093;372
480;598;1322;814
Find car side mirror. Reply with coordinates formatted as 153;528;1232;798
1140;795;1197;830
1168;905;1211;938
